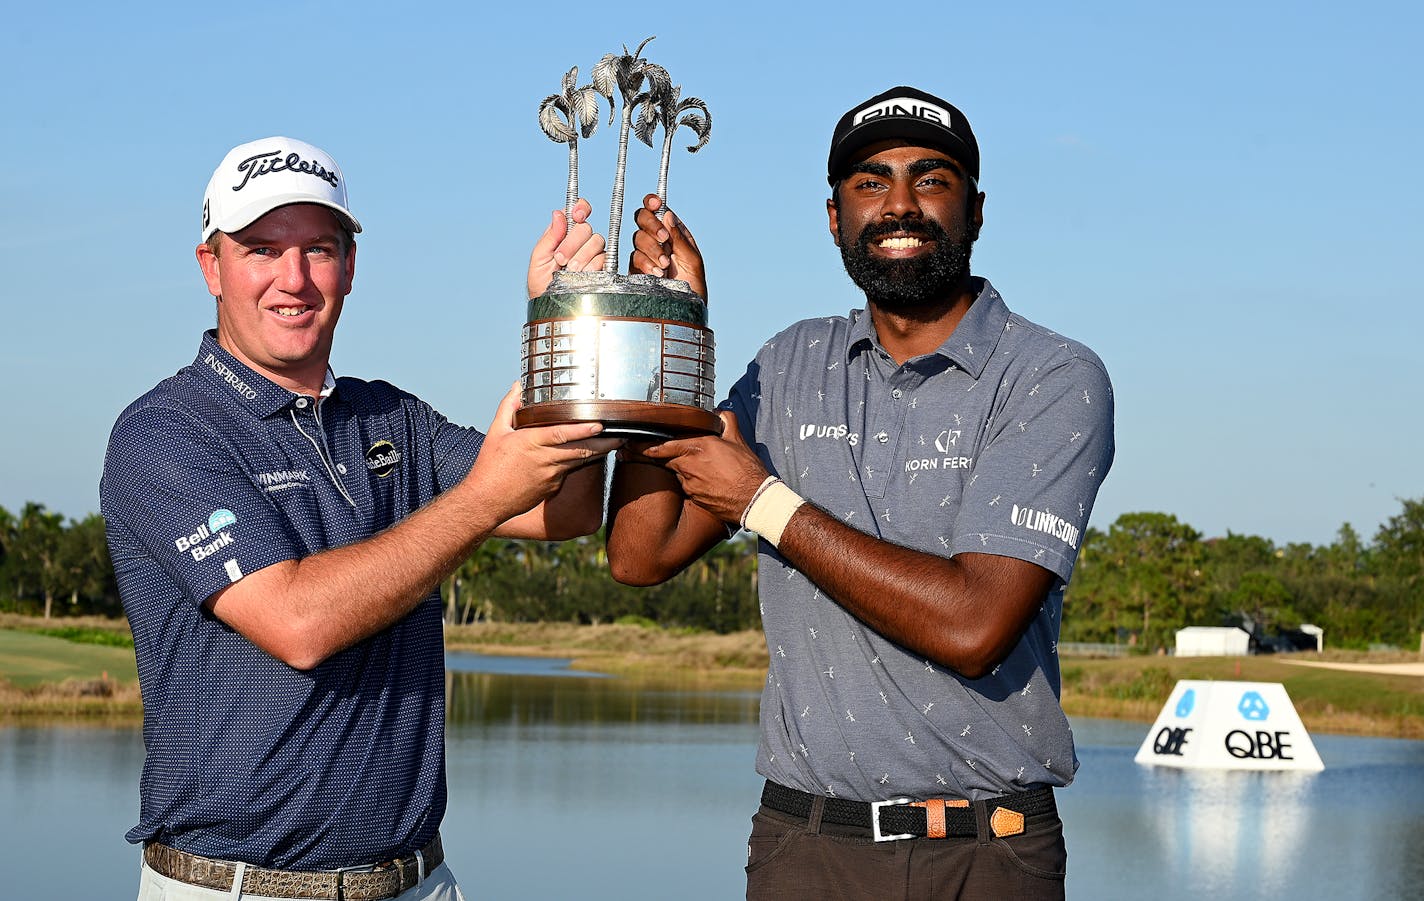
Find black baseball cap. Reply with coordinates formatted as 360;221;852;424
827;86;979;186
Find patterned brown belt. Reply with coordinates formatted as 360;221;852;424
143;834;443;900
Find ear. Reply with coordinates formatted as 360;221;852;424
826;196;841;247
342;241;357;295
196;241;223;298
969;190;985;241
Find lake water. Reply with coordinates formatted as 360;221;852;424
2;652;1421;900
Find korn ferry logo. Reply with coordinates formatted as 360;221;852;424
175;509;239;561
1009;504;1080;549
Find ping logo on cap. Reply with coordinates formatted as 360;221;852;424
854;97;953;128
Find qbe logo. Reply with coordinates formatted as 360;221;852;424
1237;691;1270;722
1153;726;1193;757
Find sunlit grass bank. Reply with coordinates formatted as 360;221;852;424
2;616;1419;737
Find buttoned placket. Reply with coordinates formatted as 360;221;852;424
290;395;357;508
857;349;918;502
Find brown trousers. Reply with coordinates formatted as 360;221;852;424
745;796;1067;901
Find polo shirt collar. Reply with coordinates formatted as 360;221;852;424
192;330;328;418
845;278;1010;380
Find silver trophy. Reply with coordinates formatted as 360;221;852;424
515;38;718;437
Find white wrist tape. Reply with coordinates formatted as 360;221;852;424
741;477;805;548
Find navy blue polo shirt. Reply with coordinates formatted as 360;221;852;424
100;330;483;869
727;280;1115;801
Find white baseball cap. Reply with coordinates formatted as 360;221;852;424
201;136;362;241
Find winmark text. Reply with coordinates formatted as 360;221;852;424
257;470;310;486
1010;504;1081;549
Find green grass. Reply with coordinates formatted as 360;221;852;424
0;629;138;688
1061;655;1424;738
30;626;134;648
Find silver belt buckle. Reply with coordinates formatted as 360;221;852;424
870;796;916;842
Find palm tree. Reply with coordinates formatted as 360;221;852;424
592;37;670;273
538;66;604;225
635;84;711;215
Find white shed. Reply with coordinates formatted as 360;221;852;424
1175;626;1251;657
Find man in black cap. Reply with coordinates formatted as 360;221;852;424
608;87;1115;899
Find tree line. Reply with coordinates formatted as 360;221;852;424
2;499;1420;650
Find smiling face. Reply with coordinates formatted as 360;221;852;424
828;140;984;312
196;203;355;395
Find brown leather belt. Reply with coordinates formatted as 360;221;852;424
761;780;1056;842
143;834;443;900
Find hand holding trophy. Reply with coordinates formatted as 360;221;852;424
515;38;718;438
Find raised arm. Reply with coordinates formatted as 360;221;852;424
208;386;620;669
604;193;721;581
638;412;1057;677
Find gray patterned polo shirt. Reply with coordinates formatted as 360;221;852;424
725;278;1115;802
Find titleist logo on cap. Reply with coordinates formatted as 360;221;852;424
854;97;953;128
229;150;340;193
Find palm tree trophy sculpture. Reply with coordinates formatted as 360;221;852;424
516;39;717;437
592;38;670;273
635;83;711;216
537;66;604;225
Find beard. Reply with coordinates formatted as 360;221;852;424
838;216;975;312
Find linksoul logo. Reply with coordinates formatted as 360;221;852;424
1009;504;1081;549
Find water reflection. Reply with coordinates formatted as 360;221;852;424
1142;768;1315;897
3;663;1421;901
1063;722;1424;901
445;651;607;678
444;666;761;730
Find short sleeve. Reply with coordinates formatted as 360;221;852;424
100;404;304;607
952;357;1114;582
722;352;774;474
424;404;484;494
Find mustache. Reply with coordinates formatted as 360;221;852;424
857;217;947;245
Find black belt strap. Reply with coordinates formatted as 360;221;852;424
761;780;1055;839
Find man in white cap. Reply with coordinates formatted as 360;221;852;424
102;136;616;900
610;87;1115;899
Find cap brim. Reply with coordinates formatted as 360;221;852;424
204;195;362;241
828;120;977;185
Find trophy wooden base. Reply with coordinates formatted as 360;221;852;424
513;400;721;438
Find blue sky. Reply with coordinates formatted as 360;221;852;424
2;1;1419;547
